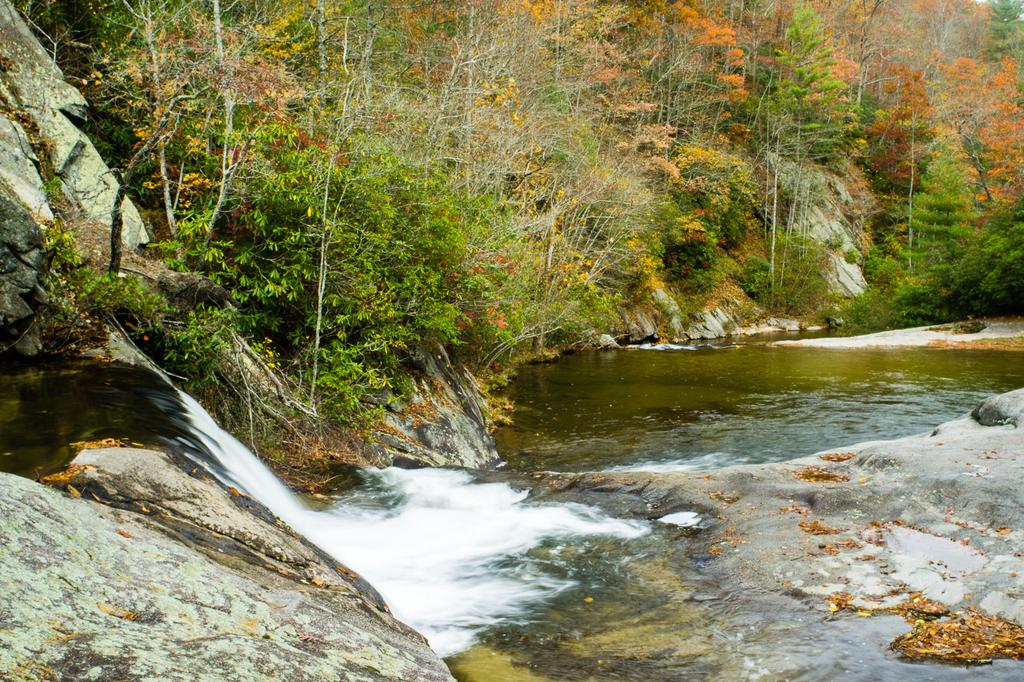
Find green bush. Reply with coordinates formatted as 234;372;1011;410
740;236;831;314
739;255;772;301
159;307;238;391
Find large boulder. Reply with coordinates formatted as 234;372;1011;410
0;447;454;681
972;388;1024;427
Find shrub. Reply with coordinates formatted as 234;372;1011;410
740;255;772;301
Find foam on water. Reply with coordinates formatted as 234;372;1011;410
171;389;649;656
606;450;754;473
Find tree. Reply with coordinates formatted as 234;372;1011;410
909;150;975;270
989;0;1024;59
772;3;856;162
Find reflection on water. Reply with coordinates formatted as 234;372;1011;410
0;362;204;478
496;345;1024;473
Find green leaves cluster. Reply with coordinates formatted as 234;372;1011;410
165;128;504;417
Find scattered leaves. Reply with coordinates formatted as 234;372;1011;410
892;609;1024;663
793;466;850;483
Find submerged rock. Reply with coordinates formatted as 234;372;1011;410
0;447;453;681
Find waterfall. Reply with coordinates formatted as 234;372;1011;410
170;389;648;656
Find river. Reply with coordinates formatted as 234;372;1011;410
2;340;1023;679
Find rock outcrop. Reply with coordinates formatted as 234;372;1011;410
0;0;148;246
0;447;454;681
614;286;812;344
0;0;153;355
536;387;1024;671
784;160;872;297
0;182;44;354
370;346;500;469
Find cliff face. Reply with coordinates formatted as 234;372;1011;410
612;160;874;345
0;0;150;355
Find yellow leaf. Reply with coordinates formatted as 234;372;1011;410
98;603;138;621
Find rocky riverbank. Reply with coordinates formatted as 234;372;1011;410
531;387;1024;674
776;319;1024;349
0;447;453;681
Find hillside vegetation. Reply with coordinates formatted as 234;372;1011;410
17;0;1024;453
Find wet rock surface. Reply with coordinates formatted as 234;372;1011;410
0;447;453;681
370;346;499;469
531;388;1024;677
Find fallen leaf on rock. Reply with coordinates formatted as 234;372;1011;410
71;438;130;451
97;603;138;621
892;609;1024;663
40;465;96;487
829;592;854;612
819;452;855;463
793;466;850;483
780;501;810;517
116;529;133;539
709;490;739;504
800;520;844;535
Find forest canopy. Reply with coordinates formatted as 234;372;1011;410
18;0;1024;418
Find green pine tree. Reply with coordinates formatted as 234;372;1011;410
909;151;975;270
772;4;856;161
989;0;1024;59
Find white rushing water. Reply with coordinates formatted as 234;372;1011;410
172;390;649;656
606;450;755;473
